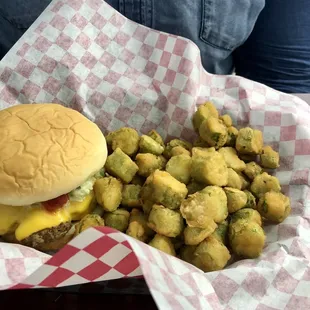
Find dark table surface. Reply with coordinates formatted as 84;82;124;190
1;287;158;310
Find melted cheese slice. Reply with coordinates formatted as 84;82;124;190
0;191;96;241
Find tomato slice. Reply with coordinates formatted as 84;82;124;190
42;194;69;212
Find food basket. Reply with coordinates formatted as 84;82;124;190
0;1;309;309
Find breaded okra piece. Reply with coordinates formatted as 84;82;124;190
220;114;233;127
105;148;139;183
229;220;266;258
163;139;192;159
139;135;164;155
170;146;191;157
260;145;280;169
121;184;142;208
135;153;166;177
147;205;184;237
218;147;246;172
191;150;228;186
243;161;263;181
147;129;164;146
257;191;291;223
180;186;228;228
107;127;140;156
94;177;123;212
250;172;281;198
126;208;154;242
230;208;262;226
192;101;219;132
140;170;188;210
225;126;238;147
184;223;217;246
104;209;130;232
236;127;263;155
165;154;192;184
224;187;248;213
192;236;231;272
75;214;105;236
199;117;228;148
149;234;176;256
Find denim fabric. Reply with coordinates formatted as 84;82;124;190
233;0;310;93
106;0;265;74
0;0;51;57
0;0;309;93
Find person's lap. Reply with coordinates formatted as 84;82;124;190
233;0;310;94
0;0;309;94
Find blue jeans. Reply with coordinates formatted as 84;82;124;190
0;0;309;93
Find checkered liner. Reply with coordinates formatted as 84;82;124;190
0;1;310;309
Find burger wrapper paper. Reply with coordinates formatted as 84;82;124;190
0;1;310;309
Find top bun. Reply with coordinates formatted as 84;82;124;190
0;104;107;206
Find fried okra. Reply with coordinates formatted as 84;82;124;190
104;209;130;232
180;245;197;264
165;154;192;184
147;205;184;237
149;234;176;256
224;187;248;213
239;154;258;163
184;223;217;246
260;146;280;169
94;177;123;212
142;199;155;216
199;117;228;148
257;191;291;223
141;170;188;210
244;162;263;181
227;168;243;190
135;153;166;177
192;101;219;132
218;147;246;172
164;139;192;159
105;148;139;183
91;204;104;217
229;220;266;258
139;135;164;155
244;190;257;209
193;137;209;148
107;127;140;156
122;184;141;208
180;186;228;228
131;175;145;186
191;147;215;157
126;209;154;242
236;127;263;155
171;146;191;157
75;214;105;235
239;173;250;190
230;209;262;226
172;234;184;251
147;129;164;146
220;114;233;127
226;126;239;147
187;180;206;195
191;150;228;186
212;220;229;245
250;172;281;198
192;236;231;272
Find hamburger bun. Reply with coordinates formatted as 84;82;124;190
0;104;108;206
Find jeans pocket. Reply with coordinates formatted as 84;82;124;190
0;0;51;29
200;0;265;51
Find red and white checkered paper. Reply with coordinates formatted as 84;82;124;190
0;0;310;309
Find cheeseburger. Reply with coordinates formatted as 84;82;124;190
0;104;107;251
